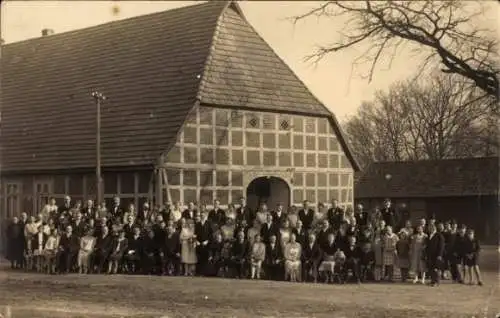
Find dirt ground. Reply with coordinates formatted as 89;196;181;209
0;248;498;318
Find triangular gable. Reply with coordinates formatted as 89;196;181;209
197;1;360;170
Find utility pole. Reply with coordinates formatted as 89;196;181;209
91;90;106;206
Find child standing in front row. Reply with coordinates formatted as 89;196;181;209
250;234;266;279
463;229;483;286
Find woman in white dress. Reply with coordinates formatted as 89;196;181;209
41;197;58;220
226;203;237;222
247;220;261;247
410;225;427;284
255;203;269;225
179;219;197;276
122;203;136;225
284;233;302;282
287;206;299;229
344;207;357;227
78;229;96;274
170;201;183;224
279;219;292;254
312;203;326;231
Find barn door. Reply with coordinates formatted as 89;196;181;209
34;180;53;215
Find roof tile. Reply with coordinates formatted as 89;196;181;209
1;1;360;173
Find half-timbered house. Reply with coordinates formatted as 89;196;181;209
1;1;359;224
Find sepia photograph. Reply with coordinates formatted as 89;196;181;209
0;1;498;317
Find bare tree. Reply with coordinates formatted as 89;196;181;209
293;1;499;99
343;73;497;167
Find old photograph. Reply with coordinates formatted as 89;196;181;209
0;1;498;317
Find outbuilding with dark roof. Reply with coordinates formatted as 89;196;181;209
355;157;499;243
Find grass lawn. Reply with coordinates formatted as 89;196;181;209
0;247;498;318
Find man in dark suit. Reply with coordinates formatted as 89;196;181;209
316;220;335;250
208;200;226;228
71;212;86;238
264;235;283;280
141;229;160;275
181;202;198;220
302;233;322;283
163;224;180;275
138;202;153;224
93;226;113;273
381;199;396;229
59;196;72;217
451;225;467;283
354;203;369;229
82;199;97;221
326;199;344;230
343;236;362;283
110;196;124;221
292;220;307;247
298;200;315;231
425;223;445;286
271;203;287;227
124;226;143;273
57;225;80;273
195;212;213;275
260;214;279;244
235;197;254;226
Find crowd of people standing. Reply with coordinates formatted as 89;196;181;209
4;195;483;286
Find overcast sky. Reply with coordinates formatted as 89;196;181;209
2;1;498;120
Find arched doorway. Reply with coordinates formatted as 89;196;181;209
246;176;290;213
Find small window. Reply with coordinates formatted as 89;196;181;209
247;116;259;128
280;119;290;130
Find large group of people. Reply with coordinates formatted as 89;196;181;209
5;195;483;287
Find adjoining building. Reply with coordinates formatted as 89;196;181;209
355;157;499;244
0;1;359;221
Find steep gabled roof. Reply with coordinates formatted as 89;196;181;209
355;157;499;198
1;1;360;173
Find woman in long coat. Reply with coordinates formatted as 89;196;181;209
179;219;197;276
7;217;24;269
396;230;411;282
410;225;427;284
382;226;399;282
